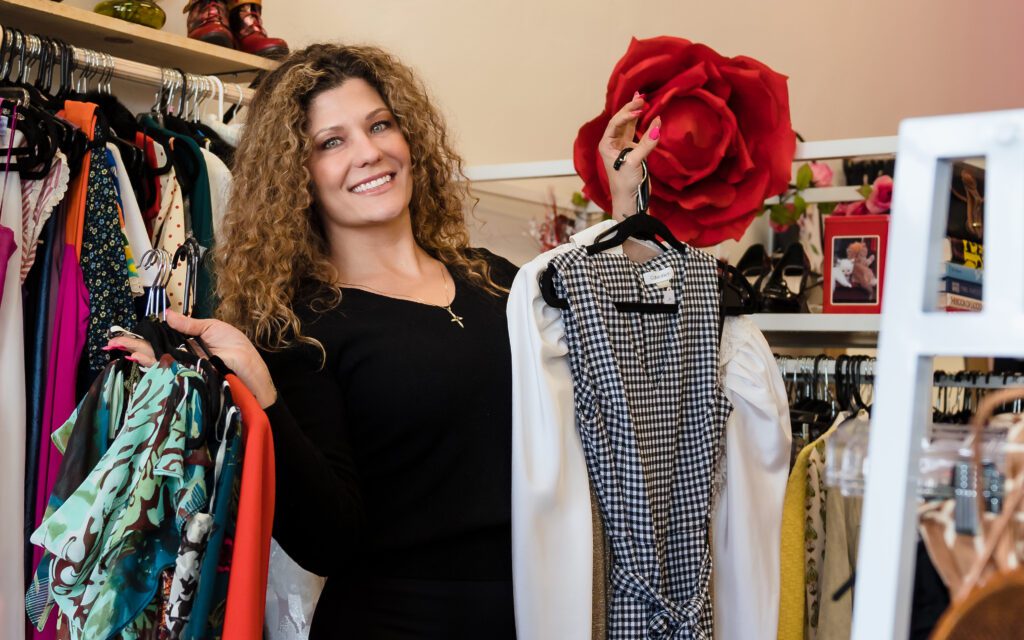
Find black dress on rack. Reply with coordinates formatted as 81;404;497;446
262;249;518;639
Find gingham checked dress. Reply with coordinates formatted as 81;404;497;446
548;243;730;640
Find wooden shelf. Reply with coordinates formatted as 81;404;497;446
0;0;276;76
751;313;880;347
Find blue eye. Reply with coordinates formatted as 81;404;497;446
321;137;342;150
370;120;392;134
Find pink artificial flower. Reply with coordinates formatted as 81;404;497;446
833;201;869;216
810;162;834;187
865;175;894;214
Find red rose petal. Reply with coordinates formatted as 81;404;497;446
574;36;795;245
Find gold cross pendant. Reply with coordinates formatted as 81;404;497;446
445;306;465;329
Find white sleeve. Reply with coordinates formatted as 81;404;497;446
713;316;792;640
508;250;594;640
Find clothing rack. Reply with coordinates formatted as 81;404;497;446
0;24;254;106
776;356;1024;390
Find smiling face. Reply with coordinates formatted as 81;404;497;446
305;78;414;232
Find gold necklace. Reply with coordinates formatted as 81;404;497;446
339;262;464;329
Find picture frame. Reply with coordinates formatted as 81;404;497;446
823;214;890;314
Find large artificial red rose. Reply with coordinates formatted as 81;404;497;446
574;37;796;247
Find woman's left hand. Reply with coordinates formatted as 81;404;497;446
164;310;279;409
598;91;662;221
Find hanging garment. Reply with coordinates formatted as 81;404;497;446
548;243;730;640
30;356;207;640
147;140;187;312
80;148;136;376
30;103;103;619
264;540;326;640
200;147;231;241
712;315;792;640
19;148;70;283
107;143;157;289
0;222;13;301
136;132;163;236
26;361;127;630
778;412;846;640
165;512;215;636
200;114;243;147
819;484;862;640
0;126;27;640
223;373;276;639
505;219;614;638
140;116;215;317
32;242;90;583
23;211;59;588
804;439;827;640
507;220;615;640
184;405;242;640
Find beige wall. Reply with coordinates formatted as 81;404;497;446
262;0;1022;166
57;0;1024;262
64;0;1024;166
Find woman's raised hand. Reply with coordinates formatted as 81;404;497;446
598;91;661;221
105;310;279;409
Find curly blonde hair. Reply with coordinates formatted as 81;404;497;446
216;43;500;352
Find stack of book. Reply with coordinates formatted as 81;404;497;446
939;237;983;311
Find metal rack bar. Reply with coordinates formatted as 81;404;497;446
0;24;254;106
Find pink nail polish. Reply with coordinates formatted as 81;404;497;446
630;109;643;117
649;126;661;141
125;356;138;363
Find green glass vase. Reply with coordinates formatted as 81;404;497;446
94;0;167;29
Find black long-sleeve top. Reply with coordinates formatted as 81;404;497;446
262;250;518;585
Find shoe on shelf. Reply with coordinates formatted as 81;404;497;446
760;242;812;313
186;0;235;49
736;243;773;289
230;3;289;59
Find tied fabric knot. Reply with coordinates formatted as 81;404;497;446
647;609;682;639
611;564;708;639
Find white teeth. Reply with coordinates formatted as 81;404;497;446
352;174;392;193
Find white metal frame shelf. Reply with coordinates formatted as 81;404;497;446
465;136;898;212
853;109;1024;640
752;314;880;348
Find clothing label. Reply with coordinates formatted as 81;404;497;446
643;267;674;286
663;289;676;304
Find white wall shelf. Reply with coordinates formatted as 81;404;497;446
751;313;880;348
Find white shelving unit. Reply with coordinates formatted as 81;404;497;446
853;109;1024;640
751;313;880;348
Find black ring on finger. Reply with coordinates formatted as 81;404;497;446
613;148;633;171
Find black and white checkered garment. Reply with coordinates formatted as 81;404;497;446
549;245;731;640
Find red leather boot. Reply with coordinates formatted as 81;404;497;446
186;0;236;49
230;3;289;59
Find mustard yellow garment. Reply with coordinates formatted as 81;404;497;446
778;442;815;640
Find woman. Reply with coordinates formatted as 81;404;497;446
108;43;658;638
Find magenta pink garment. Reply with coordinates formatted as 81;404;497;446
0;224;14;304
31;243;88;640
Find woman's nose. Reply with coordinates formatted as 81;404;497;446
352;132;384;166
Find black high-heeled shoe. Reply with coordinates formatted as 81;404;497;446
735;244;772;310
761;243;811;313
736;244;772;286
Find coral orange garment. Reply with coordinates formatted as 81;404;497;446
58;102;97;256
223;374;276;640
